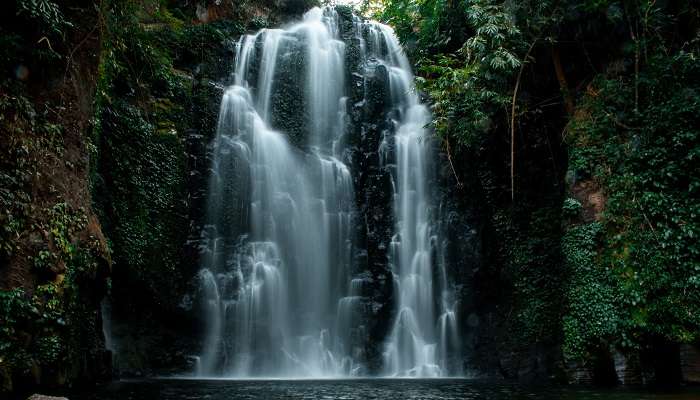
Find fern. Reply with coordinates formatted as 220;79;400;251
16;0;72;35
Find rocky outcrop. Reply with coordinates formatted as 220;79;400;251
0;0;111;393
680;344;700;384
613;351;643;385
27;394;68;400
27;395;68;400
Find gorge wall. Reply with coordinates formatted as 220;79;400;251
92;0;322;378
89;2;553;381
1;0;110;391
1;0;698;394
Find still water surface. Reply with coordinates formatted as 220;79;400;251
70;379;700;400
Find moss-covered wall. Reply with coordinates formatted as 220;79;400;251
92;0;241;376
560;51;700;385
4;0;695;391
0;0;111;393
0;0;321;391
91;0;321;377
376;0;699;385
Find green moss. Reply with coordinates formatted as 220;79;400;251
496;204;566;344
91;0;240;321
95;98;188;310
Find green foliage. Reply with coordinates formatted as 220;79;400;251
565;51;700;350
375;0;700;363
91;0;235;314
462;1;521;70
0;2;107;390
47;202;88;257
495;204;566;343
249;15;269;30
0;94;33;258
33;250;56;272
96;97;187;304
379;0;523;145
0;91;65;259
0;283;72;374
561;222;620;359
15;0;72;35
1;208;105;379
0;289;36;372
0;63;109;380
3;0;75;67
562;198;583;219
35;335;62;364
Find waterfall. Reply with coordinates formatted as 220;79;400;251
363;23;462;378
101;298;115;354
196;6;461;378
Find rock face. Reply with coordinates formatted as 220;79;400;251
613;351;643;386
680;344;700;384
0;0;111;393
27;395;69;400
0;0;483;384
562;343;693;386
3;0;695;388
340;15;396;373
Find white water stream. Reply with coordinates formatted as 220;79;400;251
197;6;460;378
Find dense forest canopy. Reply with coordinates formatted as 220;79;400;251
1;0;699;394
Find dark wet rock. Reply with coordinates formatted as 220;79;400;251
680;344;700;384
565;359;594;385
269;34;309;147
613;351;643;385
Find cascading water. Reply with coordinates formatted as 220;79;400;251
364;23;463;378
198;7;356;378
196;6;461;378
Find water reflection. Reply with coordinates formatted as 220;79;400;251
73;379;700;400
